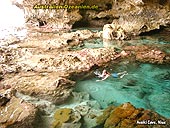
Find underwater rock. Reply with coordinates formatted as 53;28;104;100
52;92;103;128
1;72;75;104
0;96;38;128
52;108;81;128
97;102;170;128
61;123;81;128
156;71;170;80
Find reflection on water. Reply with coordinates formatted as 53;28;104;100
75;62;170;118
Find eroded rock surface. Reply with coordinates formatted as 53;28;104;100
52;92;102;128
2;73;75;104
124;45;170;64
0;96;38;128
0;30;121;105
97;102;170;128
9;0;170;36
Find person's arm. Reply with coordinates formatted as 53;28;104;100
96;74;110;81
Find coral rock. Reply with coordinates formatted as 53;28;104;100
0;97;38;128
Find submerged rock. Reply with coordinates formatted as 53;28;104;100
52;108;82;128
50;91;103;128
0;96;38;128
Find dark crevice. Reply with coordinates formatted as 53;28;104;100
139;26;165;36
159;0;168;5
105;3;112;10
72;19;90;28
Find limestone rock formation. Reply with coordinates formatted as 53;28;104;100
1;73;75;104
9;0;170;35
52;92;103;128
0;96;38;128
124;45;169;64
97;102;170;128
102;0;170;39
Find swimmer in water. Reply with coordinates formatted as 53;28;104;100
94;69;128;81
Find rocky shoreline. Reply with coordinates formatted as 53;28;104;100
0;0;170;127
0;28;170;128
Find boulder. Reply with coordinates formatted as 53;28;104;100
97;102;170;128
52;108;81;128
1;72;75;104
0;97;38;128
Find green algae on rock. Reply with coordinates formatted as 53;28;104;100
52;108;81;128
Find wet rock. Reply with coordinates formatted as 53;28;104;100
96;106;116;126
61;123;81;128
52;92;103;128
97;102;170;128
0;96;38;128
136;49;166;64
52;108;81;128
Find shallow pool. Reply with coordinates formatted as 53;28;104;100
70;33;170;53
75;62;170;118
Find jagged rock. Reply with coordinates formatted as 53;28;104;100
97;102;170;128
52;92;103;128
101;0;170;39
0;97;38;128
21;0;84;31
1;73;75;104
5;0;170;36
124;45;167;64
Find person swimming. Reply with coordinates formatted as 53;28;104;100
94;69;128;81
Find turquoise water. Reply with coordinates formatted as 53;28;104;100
70;34;170;53
75;62;170;118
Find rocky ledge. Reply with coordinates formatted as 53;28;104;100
0;30;170;128
0;94;38;128
97;102;170;128
10;0;170;38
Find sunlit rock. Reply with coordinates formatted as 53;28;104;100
1;73;75;104
0;97;38;128
97;102;170;128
